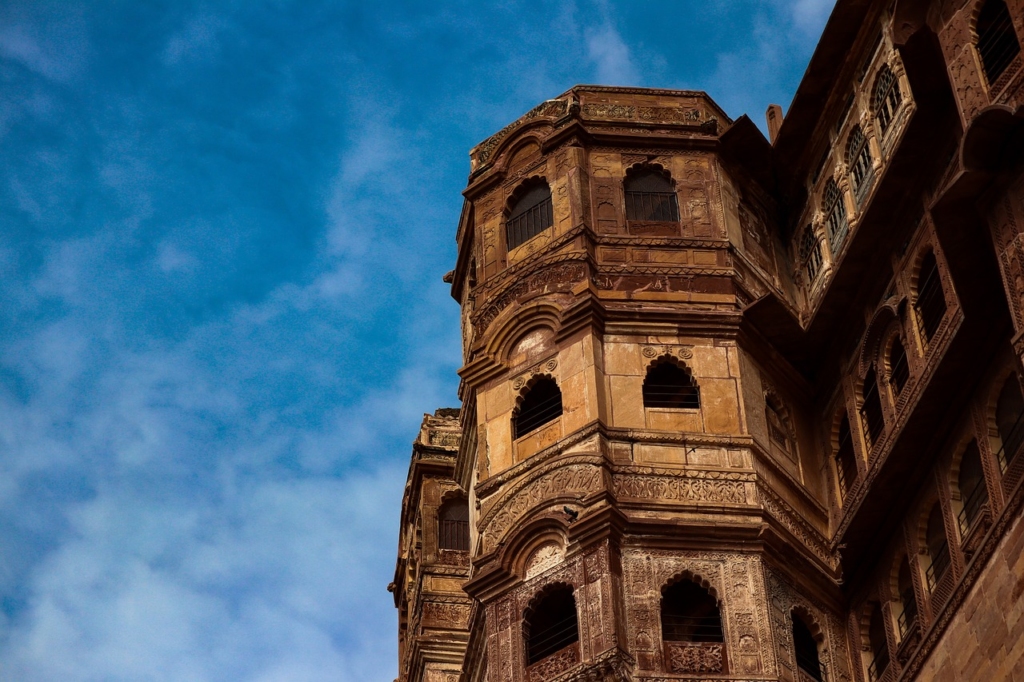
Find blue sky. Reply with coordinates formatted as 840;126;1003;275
0;1;833;679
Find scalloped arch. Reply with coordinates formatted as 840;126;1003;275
484;301;563;362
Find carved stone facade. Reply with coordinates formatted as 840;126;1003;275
395;3;1024;680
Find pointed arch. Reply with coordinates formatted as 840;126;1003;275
873;64;903;134
624;164;680;222
643;356;700;409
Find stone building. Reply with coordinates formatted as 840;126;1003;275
391;0;1024;680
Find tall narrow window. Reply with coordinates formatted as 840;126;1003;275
661;580;725;674
824;179;848;252
766;397;794;458
996;375;1024;470
888;337;910;397
924;504;952;591
438;497;469;551
915;252;946;343
792;613;824;681
847;126;874;197
513;377;562;439
874;65;902;134
976;0;1021;86
867;605;891;681
506;182;553;250
896;558;918;639
957;441;989;535
799;225;824;284
524;586;579;665
625;167;680;222
643;360;700;409
861;369;885;449
836;414;858;497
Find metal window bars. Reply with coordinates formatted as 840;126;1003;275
513;390;563;439
643;364;700;409
439;518;469;551
525;612;579;664
977;0;1021;86
835;421;857;496
867;649;890;682
625;191;680;222
956;479;989;536
506;196;553;251
996;408;1024;472
661;614;725;643
889;340;910;396
896;593;918;639
860;375;885;448
914;259;946;343
795;653;826;682
925;541;952;591
874;66;902;134
824;182;848;253
800;227;824;284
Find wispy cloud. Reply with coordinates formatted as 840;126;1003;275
586;22;639;85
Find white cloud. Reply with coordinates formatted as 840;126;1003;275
585;22;638;85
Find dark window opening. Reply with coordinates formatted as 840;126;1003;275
513;377;563;439
792;615;824;681
661;580;724;643
524;587;579;665
915;252;946;343
438;497;469;551
957;441;989;535
977;0;1021;86
925;504;951;590
867;605;890;681
996;375;1024;470
860;369;885;448
799;225;824;284
506;183;553;250
836;414;858;497
896;558;918;638
835;91;855;134
847;126;874;196
874;65;902;134
625;168;680;222
643;361;700;409
889;337;910;396
824;180;848;252
766;400;793;454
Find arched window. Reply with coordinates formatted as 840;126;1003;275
625;167;680;222
438;496;469;551
792;612;824;681
995;375;1024;470
888;336;910;397
643;360;700;409
866;604;891;681
506;182;553;250
824;179;848;252
860;369;885;449
924;504;952;591
513;377;563;439
874;65;903;134
836;414;858;497
976;0;1021;86
896;558;919;639
847;126;874;197
661;580;725;673
799;225;824;284
524;586;579;665
914;251;946;343
956;441;988;535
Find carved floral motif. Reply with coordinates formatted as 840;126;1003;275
664;642;723;673
525;642;580;682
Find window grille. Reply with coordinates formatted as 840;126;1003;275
847;126;873;198
643;361;700;409
888;338;909;396
524;587;579;664
874;66;902;134
896;559;918;639
799;225;824;284
506;183;553;250
956;441;988;535
995;376;1024;471
824;180;848;253
438;498;469;551
924;506;952;590
661;581;724;643
792;616;824;681
625;169;680;222
513;377;562;439
867;607;890;682
976;0;1021;86
835;415;857;496
860;369;885;449
914;252;946;343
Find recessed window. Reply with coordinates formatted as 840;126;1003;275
924;504;951;591
976;0;1021;86
874;65;902;134
625;167;680;222
438;497;469;551
824;179;848;252
957;441;988;535
860;369;885;449
888;337;910;396
835;414;858;497
915;251;946;343
792;613;824;681
643;360;700;409
513;377;563;439
866;604;891;681
896;558;918;639
506;182;553;250
847;126;874;197
995;375;1024;470
799;225;824;284
524;586;578;665
661;579;725;674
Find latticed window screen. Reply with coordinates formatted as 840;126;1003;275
835;414;858;496
661;580;724;643
860;369;885;448
506;183;553;250
874;65;902;134
792;616;824;681
976;0;1021;86
824;180;848;252
915;252;946;343
799;225;824;283
438;498;469;551
625;169;680;222
525;587;579;665
513;377;563;439
642;361;700;409
847;126;873;196
888;337;910;396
